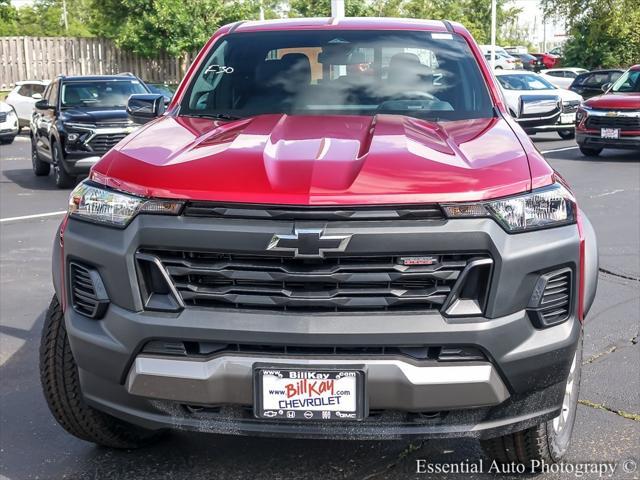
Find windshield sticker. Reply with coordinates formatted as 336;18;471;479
431;33;453;40
204;64;234;75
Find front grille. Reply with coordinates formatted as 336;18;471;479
527;268;572;327
586;115;640;130
0;112;7;123
562;101;580;114
69;262;109;318
139;250;489;313
88;133;127;152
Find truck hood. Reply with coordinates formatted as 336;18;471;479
60;107;130;125
584;93;640;110
93;113;533;205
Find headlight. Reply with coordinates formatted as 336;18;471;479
6;109;17;124
576;107;588;122
442;183;576;233
68;181;183;227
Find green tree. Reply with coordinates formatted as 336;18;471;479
89;0;276;57
0;0;92;36
542;0;640;68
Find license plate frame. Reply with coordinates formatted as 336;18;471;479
601;128;620;139
253;365;367;421
560;113;576;124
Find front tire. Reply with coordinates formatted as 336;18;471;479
481;334;582;467
31;136;50;176
579;146;603;157
51;140;75;188
39;296;163;448
558;130;575;140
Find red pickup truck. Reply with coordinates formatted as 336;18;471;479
576;65;640;156
40;18;598;468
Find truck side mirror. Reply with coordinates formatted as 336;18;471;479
516;95;561;128
127;94;166;124
34;99;52;110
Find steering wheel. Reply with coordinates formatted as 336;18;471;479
395;91;437;100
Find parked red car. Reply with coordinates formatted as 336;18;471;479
576;65;640;156
40;18;598;468
533;53;559;69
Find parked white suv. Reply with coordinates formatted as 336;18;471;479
0;102;19;144
5;80;50;131
540;68;588;89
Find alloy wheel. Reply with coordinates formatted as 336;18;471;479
552;350;578;434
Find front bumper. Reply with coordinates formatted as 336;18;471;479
0;125;19;139
53;213;596;439
577;131;640;150
527;112;577;133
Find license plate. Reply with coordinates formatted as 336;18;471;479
254;366;365;421
560;113;575;124
601;128;620;139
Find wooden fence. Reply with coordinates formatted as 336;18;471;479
0;36;191;87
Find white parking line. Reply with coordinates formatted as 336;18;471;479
540;146;579;154
0;211;66;223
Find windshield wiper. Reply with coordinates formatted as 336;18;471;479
183;113;243;121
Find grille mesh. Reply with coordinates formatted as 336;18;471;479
69;263;108;318
88;133;127;152
140;250;487;313
586;115;640;130
538;269;572;325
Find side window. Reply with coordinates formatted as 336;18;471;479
583;74;602;87
565;72;577;78
609;72;622;82
32;84;46;96
46;81;58;106
17;84;32;97
548;71;563;77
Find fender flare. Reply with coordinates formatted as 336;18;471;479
581;212;598;317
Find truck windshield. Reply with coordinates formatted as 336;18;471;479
610;69;640;93
496;73;556;91
180;30;494;121
61;80;148;108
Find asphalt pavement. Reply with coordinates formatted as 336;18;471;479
1;132;638;480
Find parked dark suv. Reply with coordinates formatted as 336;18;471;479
569;69;624;100
30;74;149;188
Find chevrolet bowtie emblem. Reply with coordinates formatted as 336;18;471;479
268;228;352;258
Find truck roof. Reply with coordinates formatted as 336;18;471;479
226;17;457;34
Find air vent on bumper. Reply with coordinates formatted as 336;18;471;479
69;262;109;318
527;268;572;328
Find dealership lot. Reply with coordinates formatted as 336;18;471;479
1;133;638;479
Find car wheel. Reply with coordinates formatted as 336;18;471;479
0;137;15;145
31;136;51;176
51;140;76;188
495;66;503;70
40;295;165;448
558;130;575;140
480;334;582;468
579;146;603;157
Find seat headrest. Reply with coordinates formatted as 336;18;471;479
255;54;312;89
